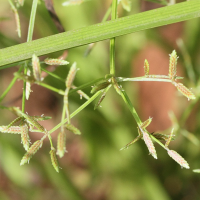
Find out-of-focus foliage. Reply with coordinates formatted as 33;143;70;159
0;0;200;200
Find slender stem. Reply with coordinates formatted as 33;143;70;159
22;65;27;112
102;3;112;22
150;135;167;149
49;91;101;134
84;3;112;56
61;101;66;132
68;77;105;95
48;134;54;148
0;66;23;103
109;0;118;75
22;0;38;112
42;67;65;82
27;0;38;42
36;82;65;95
64;88;71;124
120;89;142;125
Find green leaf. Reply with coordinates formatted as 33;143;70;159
0;0;200;67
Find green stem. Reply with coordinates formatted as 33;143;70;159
42;67;65;83
22;66;27;112
22;0;38;112
109;0;118;75
49;91;101;134
0;66;23;103
48;134;54;148
36;82;65;95
120;89;142;125
68;77;105;95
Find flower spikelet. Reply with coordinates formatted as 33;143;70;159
169;50;178;80
167;150;189;169
65;124;81;135
165;128;174;147
44;58;69;66
32;54;41;81
140;117;152;129
144;59;149;76
20;123;30;151
66;62;78;88
26;69;31;100
0;126;21;134
57;131;67;158
175;83;196;100
50;147;59;173
142;131;157;159
20;140;43;165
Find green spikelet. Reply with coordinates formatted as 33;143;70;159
175;82;196;100
20;123;30;151
144;59;149;76
32;54;41;81
50;147;59;173
20;140;43;165
169;50;178;80
167;149;189;169
140;117;152;129
44;58;69;66
0;126;21;134
57;131;67;158
65;124;81;135
66;62;78;89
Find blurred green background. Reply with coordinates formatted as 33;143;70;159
0;0;200;199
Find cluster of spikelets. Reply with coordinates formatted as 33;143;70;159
144;50;196;100
120;117;190;169
0;107;49;164
119;50;195;169
0;54;90;172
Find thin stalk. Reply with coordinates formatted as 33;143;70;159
68;77;105;95
48;134;54;148
120;89;141;125
61;101;66;132
84;3;112;56
119;77;174;83
49;91;101;134
36;82;65;95
42;67;65;82
109;0;118;75
22;0;38;112
0;66;23;103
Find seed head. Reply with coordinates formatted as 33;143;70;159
57;131;67;158
142;131;157;159
44;58;69;66
20;140;43;165
169;50;178;80
21;123;30;151
66;62;78;88
65;124;81;135
140;117;152;129
0;126;21;134
175;83;196;100
50;147;59;173
144;59;149;76
167;149;189;169
32;54;41;81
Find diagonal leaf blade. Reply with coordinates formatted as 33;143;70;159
0;0;200;67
